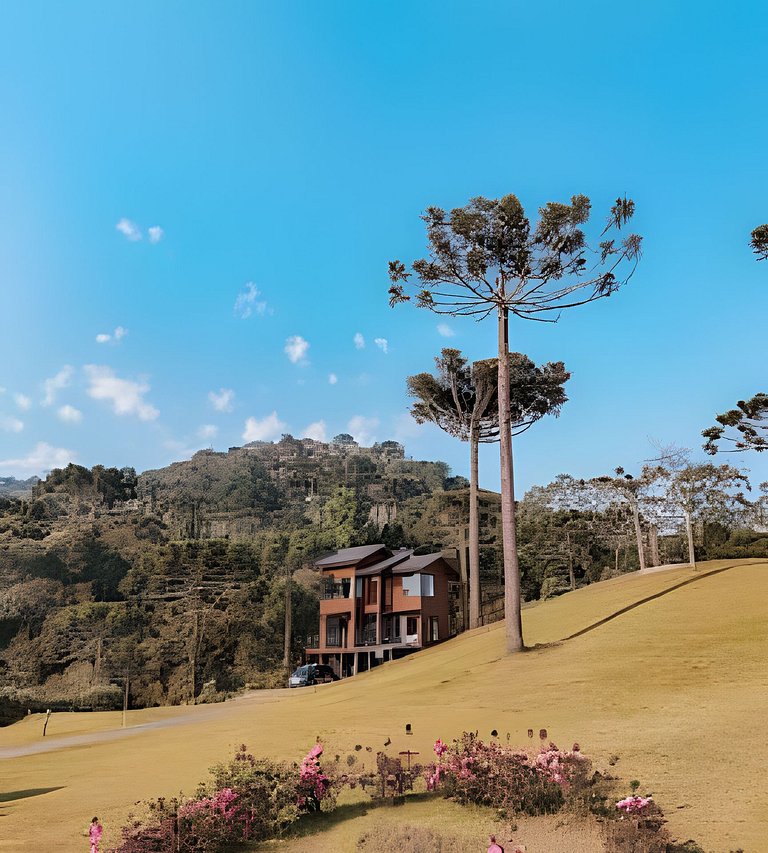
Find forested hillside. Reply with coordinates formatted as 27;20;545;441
0;437;463;721
2;435;765;726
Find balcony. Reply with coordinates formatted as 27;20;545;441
321;582;351;600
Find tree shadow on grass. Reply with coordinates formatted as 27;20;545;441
0;787;66;803
279;791;438;842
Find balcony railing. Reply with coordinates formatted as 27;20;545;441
305;634;319;649
325;628;341;647
321;583;351;600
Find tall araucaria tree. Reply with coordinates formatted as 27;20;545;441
389;193;641;651
407;348;568;629
701;227;768;455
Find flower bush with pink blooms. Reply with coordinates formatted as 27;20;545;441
423;732;592;816
616;794;653;814
295;743;334;812
113;745;302;852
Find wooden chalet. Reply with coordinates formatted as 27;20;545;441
305;544;462;678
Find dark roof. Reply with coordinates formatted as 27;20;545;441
356;550;413;576
392;553;458;576
314;544;390;568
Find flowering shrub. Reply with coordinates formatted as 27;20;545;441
616;794;653;814
424;732;590;816
296;743;334;812
112;745;300;852
604;794;669;853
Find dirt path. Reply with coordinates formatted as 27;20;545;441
0;689;294;759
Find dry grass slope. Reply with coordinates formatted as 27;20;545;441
1;558;766;852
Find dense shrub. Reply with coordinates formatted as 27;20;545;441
425;733;590;816
111;743;333;852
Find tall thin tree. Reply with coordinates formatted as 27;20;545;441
408;349;568;629
389;193;641;651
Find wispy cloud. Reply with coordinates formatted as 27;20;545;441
0;442;75;477
116;218;142;242
302;420;327;442
437;323;455;338
42;366;74;407
328;373;338;385
0;415;24;433
243;412;286;442
234;283;270;319
353;332;365;350
285;335;310;365
198;424;218;440
347;415;379;446
96;326;128;345
14;393;31;411
84;365;159;421
116;219;163;243
374;337;389;354
208;388;235;412
57;404;83;424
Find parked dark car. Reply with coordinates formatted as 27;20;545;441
289;663;339;688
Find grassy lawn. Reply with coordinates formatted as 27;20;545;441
1;559;765;852
247;791;605;852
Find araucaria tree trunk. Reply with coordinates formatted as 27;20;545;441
498;294;524;652
630;498;646;573
469;422;481;629
684;510;697;571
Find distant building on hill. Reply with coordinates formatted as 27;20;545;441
305;543;462;678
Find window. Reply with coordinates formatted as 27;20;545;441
431;616;439;642
420;574;434;597
322;575;352;600
383;576;393;608
367;579;378;605
401;574;420;596
406;617;418;636
355;577;363;598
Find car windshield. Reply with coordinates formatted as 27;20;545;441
293;666;310;677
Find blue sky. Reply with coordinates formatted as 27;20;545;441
1;1;767;495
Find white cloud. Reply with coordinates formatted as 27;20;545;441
84;365;159;421
198;424;218;440
353;332;365;350
285;335;310;365
57;404;83;424
96;325;128;345
243;412;286;442
437;323;455;338
234;282;269;319
42;366;74;407
209;388;235;412
0;442;75;477
347;415;379;447
147;226;164;244
14;393;31;411
374;337;389;354
328;373;338;385
116;218;142;242
303;420;327;442
0;415;24;433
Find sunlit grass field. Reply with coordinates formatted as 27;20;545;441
1;559;766;852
